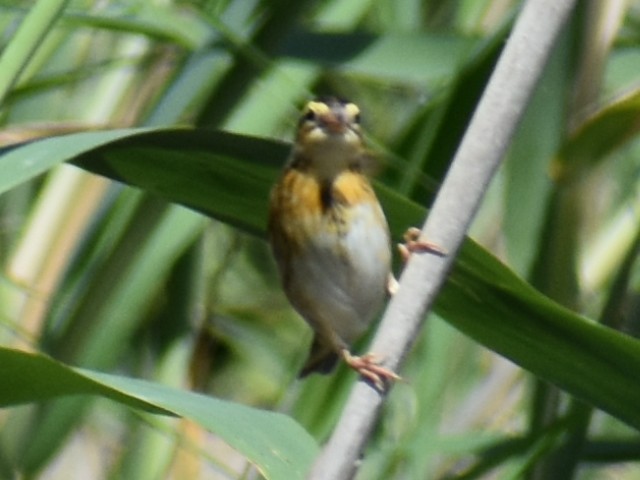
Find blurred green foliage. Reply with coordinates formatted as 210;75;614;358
0;1;639;479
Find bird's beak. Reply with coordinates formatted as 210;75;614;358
319;111;347;134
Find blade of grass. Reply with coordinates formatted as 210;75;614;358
0;0;70;103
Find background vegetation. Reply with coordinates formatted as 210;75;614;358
0;0;639;479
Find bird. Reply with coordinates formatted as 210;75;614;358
267;97;399;389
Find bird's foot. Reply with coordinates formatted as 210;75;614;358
398;227;446;262
342;349;400;391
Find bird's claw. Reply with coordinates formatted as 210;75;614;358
398;227;446;262
342;349;401;391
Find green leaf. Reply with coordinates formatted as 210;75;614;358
70;128;640;430
4;126;640;431
75;129;286;235
0;128;155;194
0;347;318;479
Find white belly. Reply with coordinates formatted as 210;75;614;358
285;202;391;346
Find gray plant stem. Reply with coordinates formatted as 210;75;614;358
307;1;578;479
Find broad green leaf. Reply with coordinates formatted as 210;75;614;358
74;129;285;236
66;128;640;430
3;127;640;431
0;128;155;194
0;347;317;479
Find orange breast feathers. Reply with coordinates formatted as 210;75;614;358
268;168;379;251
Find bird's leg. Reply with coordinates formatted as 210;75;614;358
342;349;401;391
398;227;446;263
388;228;446;295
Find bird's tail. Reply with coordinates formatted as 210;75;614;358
298;336;339;377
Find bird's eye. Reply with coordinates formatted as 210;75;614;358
303;110;316;122
353;113;361;124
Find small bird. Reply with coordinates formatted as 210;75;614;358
268;97;399;388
